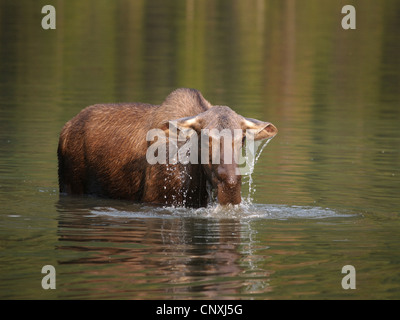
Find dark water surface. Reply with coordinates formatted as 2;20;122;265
0;0;399;299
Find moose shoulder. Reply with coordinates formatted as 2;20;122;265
57;88;277;207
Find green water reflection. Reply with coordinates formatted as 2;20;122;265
0;0;399;299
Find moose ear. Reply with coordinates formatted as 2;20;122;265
242;117;278;141
159;115;204;134
175;115;204;132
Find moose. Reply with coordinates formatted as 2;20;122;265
57;88;277;207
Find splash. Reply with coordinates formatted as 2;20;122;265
90;203;354;221
240;137;273;204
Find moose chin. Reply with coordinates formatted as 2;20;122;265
57;88;277;208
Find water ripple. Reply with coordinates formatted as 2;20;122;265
90;202;355;221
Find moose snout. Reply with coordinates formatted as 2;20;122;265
217;165;240;186
217;180;242;206
223;175;240;187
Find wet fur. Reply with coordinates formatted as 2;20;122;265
58;89;211;207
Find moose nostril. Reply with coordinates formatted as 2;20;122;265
225;175;238;187
217;165;240;186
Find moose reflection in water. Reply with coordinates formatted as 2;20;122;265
56;199;271;298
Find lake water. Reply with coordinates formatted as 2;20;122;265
0;0;399;300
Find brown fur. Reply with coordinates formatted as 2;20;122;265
58;88;277;207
